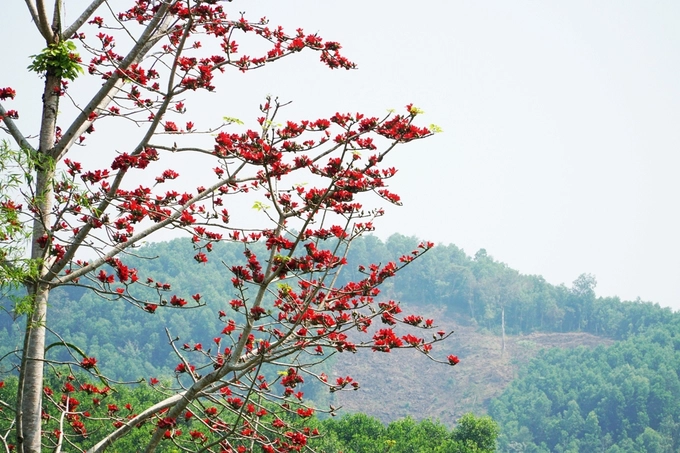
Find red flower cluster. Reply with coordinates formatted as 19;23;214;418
0;87;16;100
372;328;404;352
174;363;195;374
80;357;97;369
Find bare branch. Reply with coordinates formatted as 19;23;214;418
51;0;62;35
31;0;55;42
62;0;108;38
22;0;42;36
0;105;36;153
53;2;173;161
54;401;66;453
86;392;185;452
48;173;240;283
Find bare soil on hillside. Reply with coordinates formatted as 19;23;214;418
329;308;614;426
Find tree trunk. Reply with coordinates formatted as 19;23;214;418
18;283;50;453
17;69;60;453
18;164;55;452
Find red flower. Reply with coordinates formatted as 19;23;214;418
372;328;403;352
296;407;314;418
164;121;178;132
170;295;187;307
403;315;423;326
194;252;208;263
0;87;16;100
88;16;104;27
448;355;460;365
189;430;206;441
227;397;243;409
222;320;236;335
80;357;97;369
250;306;266;320
175;363;195;374
157;417;176;429
401;334;422;346
179;210;195;226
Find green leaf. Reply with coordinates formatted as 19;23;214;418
222;116;244;125
28;41;84;81
252;201;270;211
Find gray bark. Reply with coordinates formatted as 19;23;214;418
17;67;59;453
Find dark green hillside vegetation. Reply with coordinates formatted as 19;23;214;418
314;234;678;340
312;413;498;453
489;330;680;452
384;243;677;339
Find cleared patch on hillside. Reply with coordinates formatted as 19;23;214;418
329;309;614;426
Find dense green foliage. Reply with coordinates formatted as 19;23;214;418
489;329;680;452
313;412;498;453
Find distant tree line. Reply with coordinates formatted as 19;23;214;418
334;234;676;339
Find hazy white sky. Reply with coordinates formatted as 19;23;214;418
3;1;680;309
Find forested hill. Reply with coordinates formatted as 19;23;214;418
344;235;678;339
2;234;680;452
0;233;676;380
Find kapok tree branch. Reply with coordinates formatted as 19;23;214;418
52;2;173;161
0;105;36;153
62;0;108;39
26;0;55;42
48;172;243;283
